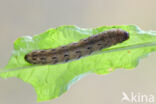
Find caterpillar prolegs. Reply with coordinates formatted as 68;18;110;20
25;29;129;65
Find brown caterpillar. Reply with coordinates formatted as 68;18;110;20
25;29;129;65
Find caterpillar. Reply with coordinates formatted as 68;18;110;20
25;29;129;65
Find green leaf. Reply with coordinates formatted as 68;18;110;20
0;25;156;102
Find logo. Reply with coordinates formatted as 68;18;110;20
121;92;155;103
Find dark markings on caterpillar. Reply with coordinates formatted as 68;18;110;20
64;54;69;57
52;57;57;59
25;29;129;65
75;50;81;53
